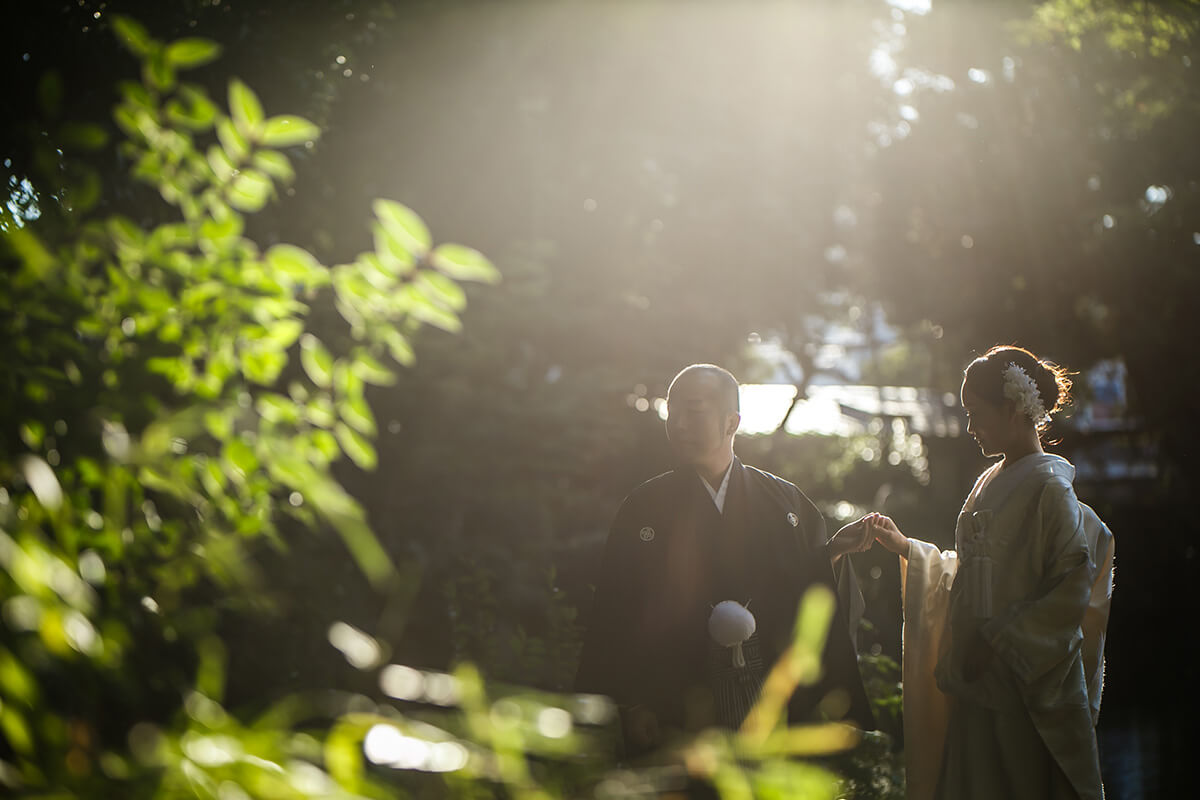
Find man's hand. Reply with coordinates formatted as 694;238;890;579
828;516;875;562
866;513;910;557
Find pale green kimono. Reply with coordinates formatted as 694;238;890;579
900;454;1114;800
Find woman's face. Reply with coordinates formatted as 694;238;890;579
961;381;1015;458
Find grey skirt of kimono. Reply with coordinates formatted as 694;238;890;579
708;631;767;729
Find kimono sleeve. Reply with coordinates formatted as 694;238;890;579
981;479;1091;688
1080;505;1114;725
790;487;865;644
901;539;958;800
574;499;645;704
786;485;876;730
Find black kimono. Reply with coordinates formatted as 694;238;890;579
575;458;874;750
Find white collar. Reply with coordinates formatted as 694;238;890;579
700;460;735;514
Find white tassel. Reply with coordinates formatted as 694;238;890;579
708;600;756;668
967;511;994;620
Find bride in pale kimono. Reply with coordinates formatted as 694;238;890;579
868;346;1114;800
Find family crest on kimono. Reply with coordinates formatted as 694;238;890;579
870;346;1114;800
575;364;876;756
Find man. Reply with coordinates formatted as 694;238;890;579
575;364;875;755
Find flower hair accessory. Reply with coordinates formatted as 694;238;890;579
1002;363;1049;425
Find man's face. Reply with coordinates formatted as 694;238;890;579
665;374;739;466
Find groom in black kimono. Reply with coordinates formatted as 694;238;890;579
576;364;874;754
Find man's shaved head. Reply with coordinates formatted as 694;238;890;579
667;364;740;415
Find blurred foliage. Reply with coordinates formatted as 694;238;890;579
1024;0;1197;58
0;15;500;796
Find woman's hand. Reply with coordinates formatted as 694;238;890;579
828;516;875;562
866;512;910;557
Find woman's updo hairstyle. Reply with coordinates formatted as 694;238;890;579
962;345;1072;432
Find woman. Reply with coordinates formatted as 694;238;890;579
869;346;1114;800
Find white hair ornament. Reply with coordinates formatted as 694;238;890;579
1001;363;1049;425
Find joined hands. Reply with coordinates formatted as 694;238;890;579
864;512;910;556
829;512;911;559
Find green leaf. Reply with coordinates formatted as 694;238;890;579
20;455;63;511
253;150;294;182
206;144;236;182
372;222;416;274
140;421;172;458
118;81;154;112
416;270;467;311
166;89;218;131
148;356;189;387
793;584;835;660
373;199;431;258
204;409;234;441
19;421;45;449
64;169;102;213
195;638;227;701
332;360;362;400
406;288;462;333
113;106;139;137
228;170;272;212
307;396;337;428
37;72;63;119
222;437;258;480
340;393;377;436
0;649;38;706
60;121;110;151
260;115;320;147
350;350;396;386
216;117;249;161
242;347;287;385
112;16;155;57
356;251;402;288
311;484;393;586
229;79;264;137
334;297;364;332
201;456;227;494
311;429;340;462
335;422;377;470
300;334;333;388
108;216;145;257
267;446;319;489
431;242;501;284
4;227;55;277
266;318;304;349
145;50;176;92
325;720;367;789
148;223;195;252
256;393;300;424
199;213;244;251
165;38;222;69
77;458;104;487
0;706;34;755
384;330;416;367
267;244;321;284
